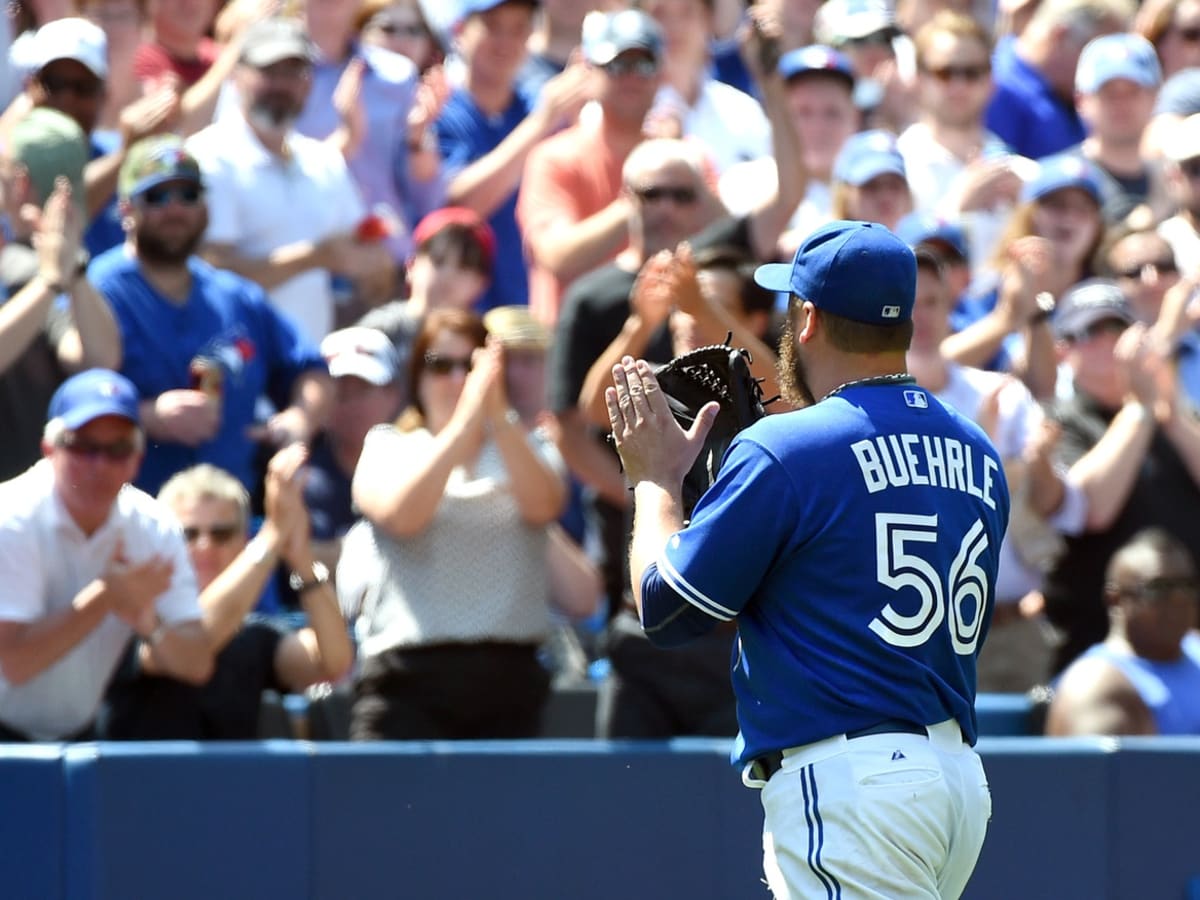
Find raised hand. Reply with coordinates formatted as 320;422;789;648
147;389;221;445
32;177;82;289
606;355;718;488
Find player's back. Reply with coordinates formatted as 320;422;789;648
725;382;1010;760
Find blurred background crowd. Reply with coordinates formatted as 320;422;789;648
2;0;1200;745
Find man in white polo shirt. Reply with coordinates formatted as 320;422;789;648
187;17;395;342
0;369;213;741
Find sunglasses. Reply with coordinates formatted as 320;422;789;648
1114;259;1178;280
923;63;990;83
1180;157;1200;179
182;523;242;546
423;352;474;375
841;29;895;48
58;433;139;462
137;184;204;208
39;75;105;98
604;56;659;78
1173;25;1200;43
634;185;698;205
1116;576;1200;604
375;20;427;37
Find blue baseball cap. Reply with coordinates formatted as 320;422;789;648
833;129;907;186
457;0;537;21
894;212;969;262
754;220;916;325
1075;33;1162;94
1020;155;1103;205
48;369;140;430
778;45;855;88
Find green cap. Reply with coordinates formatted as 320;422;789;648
118;135;203;201
9;107;88;208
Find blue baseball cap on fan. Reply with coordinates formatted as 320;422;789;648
457;0;538;21
48;369;141;430
894;212;969;262
778;45;856;88
1075;33;1162;94
833;129;907;186
1020;155;1103;205
754;220;916;324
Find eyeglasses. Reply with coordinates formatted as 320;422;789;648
58;433;139;462
923;63;990;83
603;56;659;78
182;523;242;546
137;184;204;208
38;74;105;99
1172;25;1200;43
1115;576;1200;604
1179;157;1200;179
1113;259;1179;280
633;185;698;205
374;20;427;37
423;352;474;375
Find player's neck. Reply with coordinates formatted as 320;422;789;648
811;352;910;401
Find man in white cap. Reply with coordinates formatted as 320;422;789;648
0;368;212;742
303;325;405;569
25;17;181;257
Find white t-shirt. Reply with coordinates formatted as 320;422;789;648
338;425;565;658
654;78;772;175
187;111;365;342
0;461;201;739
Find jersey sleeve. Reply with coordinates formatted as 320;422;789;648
640;436;798;643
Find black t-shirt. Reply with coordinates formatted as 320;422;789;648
303;431;357;542
101;621;288;740
546;216;757;613
0;244;70;482
1042;390;1200;672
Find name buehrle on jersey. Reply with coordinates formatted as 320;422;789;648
850;432;1001;511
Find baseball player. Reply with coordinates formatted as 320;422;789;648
606;220;1010;899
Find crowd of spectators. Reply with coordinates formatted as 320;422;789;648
1;0;1199;744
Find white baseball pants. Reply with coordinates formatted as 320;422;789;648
755;719;991;899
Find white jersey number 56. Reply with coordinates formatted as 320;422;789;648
868;512;990;655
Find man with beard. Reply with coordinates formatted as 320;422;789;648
185;17;393;343
607;220;1009;899
89;136;331;497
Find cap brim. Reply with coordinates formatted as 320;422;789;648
59;401;139;430
327;359;394;386
754;263;794;292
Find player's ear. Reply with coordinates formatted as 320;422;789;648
796;302;818;344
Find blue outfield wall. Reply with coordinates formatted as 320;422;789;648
3;738;1200;900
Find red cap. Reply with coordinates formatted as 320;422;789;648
411;206;496;267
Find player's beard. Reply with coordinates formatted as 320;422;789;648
778;315;816;407
136;210;208;267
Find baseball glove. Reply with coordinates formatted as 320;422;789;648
654;339;768;516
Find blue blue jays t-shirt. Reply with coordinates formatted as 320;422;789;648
435;87;532;312
644;383;1010;766
985;36;1086;160
91;249;326;495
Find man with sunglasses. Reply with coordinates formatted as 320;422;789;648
0;368;212;742
100;444;353;739
1047;528;1200;735
1041;280;1200;673
26;17;181;258
899;12;1019;274
517;8;665;325
89;135;331;498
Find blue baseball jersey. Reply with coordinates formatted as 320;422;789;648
641;383;1010;767
92;249;326;495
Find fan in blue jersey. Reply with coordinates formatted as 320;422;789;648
606;219;1010;900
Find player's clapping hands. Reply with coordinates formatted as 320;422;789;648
1116;321;1175;423
606;355;718;489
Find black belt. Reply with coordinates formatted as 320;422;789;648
750;718;928;782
